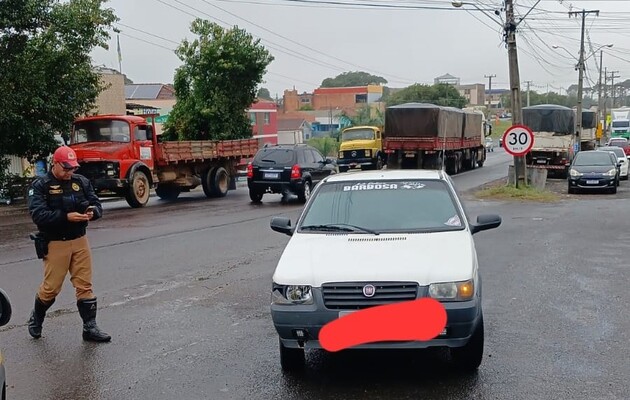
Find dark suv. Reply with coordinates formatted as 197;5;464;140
247;144;337;203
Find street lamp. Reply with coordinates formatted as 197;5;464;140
451;1;503;27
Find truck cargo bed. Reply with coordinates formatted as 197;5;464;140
158;138;259;164
384;136;482;152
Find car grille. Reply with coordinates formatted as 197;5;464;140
341;150;365;159
322;282;419;310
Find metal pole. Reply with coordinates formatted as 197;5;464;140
506;0;526;187
598;51;603;144
485;74;496;112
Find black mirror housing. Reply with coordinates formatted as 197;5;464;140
271;216;293;236
470;214;502;235
0;288;12;327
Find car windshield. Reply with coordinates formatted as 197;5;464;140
299;179;465;233
73;120;131;143
254;148;295;164
573;152;614;166
342;129;375;142
612;121;629;128
600;148;625;158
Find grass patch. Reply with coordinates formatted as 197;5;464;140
475;183;559;202
489;119;512;139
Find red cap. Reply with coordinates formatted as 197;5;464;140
53;146;79;168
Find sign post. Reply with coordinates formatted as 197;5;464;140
502;125;534;185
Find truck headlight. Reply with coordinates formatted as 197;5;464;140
365;149;371;157
338;152;344;159
569;169;583;177
272;284;313;305
603;168;617;177
429;280;474;301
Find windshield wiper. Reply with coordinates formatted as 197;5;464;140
301;223;379;235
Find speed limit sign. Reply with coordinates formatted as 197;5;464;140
502;125;534;156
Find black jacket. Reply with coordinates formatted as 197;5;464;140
28;172;102;240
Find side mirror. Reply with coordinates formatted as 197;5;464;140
0;289;12;327
470;214;502;235
271;216;293;236
147;125;154;141
325;158;335;164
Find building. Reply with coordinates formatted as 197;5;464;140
486;89;510;110
456;83;486;107
434;73;460;86
283;85;384;117
277;118;312;144
248;100;278;146
94;68;126;115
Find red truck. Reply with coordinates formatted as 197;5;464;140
69;115;259;208
383;103;489;174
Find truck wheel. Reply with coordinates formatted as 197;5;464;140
450;313;484;371
298;180;311;203
125;170;150;208
375;156;383;170
477;158;485;168
155;184;181;201
249;190;263;203
203;167;230;198
279;338;305;371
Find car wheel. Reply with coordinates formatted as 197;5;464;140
279;338;305;372
450;313;484;372
298;180;311;203
249;190;263;203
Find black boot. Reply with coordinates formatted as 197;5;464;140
77;298;111;342
27;296;54;339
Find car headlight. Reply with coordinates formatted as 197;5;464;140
271;284;313;305
603;168;617;177
569;169;583;177
365;149;371;157
429;280;474;301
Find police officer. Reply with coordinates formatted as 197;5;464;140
27;146;111;342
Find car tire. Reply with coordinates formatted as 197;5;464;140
279;338;305;372
450;313;484;372
249;190;263;203
298;180;311;203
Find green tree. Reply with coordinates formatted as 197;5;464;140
321;71;387;88
500;90;593;111
343;105;384;127
163;20;274;141
386;83;468;108
0;0;117;183
257;87;272;100
307;137;339;157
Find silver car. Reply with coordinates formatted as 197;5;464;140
485;137;494;152
0;289;12;400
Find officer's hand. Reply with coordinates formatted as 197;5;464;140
67;212;90;222
86;210;95;220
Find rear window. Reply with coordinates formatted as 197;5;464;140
254;148;295;164
600;148;625;158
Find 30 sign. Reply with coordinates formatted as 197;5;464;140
502;125;534;156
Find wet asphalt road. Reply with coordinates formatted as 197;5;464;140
1;150;629;399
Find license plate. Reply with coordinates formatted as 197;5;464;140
263;172;279;179
536;159;547;164
586;180;599;184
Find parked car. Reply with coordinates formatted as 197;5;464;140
568;150;620;194
484;137;494;152
247;144;337;203
598;146;628;180
605;138;630;158
1;289;12;400
269;169;501;372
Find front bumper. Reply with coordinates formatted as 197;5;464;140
271;288;481;350
568;176;616;189
337;157;374;170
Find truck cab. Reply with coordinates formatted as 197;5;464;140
337;126;384;172
70;115;157;207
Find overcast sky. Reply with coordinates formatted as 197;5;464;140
91;0;630;98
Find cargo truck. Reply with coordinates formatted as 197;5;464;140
523;104;575;178
383;103;487;174
610;107;630;139
70;114;259;208
580;109;598;150
336;125;384;172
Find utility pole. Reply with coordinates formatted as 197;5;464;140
505;0;526;187
569;9;599;152
610;70;620;108
484;74;496;112
603;67;608;136
524;80;533;107
598;51;604;144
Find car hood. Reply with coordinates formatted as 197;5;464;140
572;165;616;173
273;230;476;287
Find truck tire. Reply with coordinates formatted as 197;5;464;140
451;313;484;371
375;155;383;170
125;170;150;208
155;184;181;201
203;167;230;198
279;338;305;372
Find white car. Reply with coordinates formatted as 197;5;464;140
485;137;494;152
269;169;501;372
598;146;628;180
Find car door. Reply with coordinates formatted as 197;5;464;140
310;149;334;183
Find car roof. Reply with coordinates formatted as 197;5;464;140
599;147;623;151
324;169;447;183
